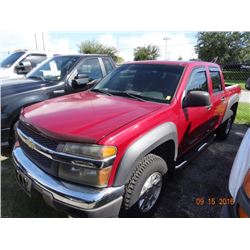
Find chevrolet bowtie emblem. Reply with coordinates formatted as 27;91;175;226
25;136;36;150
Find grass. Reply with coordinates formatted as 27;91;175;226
235;102;250;126
225;80;247;90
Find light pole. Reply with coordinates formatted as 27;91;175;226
42;32;46;51
163;36;170;60
34;34;38;51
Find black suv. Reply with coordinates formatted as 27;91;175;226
1;54;116;147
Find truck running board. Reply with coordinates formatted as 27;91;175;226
175;133;216;170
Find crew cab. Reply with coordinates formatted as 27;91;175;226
1;54;116;146
0;50;56;80
12;61;241;217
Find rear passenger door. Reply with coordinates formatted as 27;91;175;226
208;67;227;128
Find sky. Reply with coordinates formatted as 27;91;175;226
0;31;198;61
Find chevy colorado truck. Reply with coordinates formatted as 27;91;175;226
12;61;241;217
1;54;116;147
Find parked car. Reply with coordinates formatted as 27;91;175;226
221;129;250;218
1;54;116;147
222;62;250;72
245;77;250;90
0;50;57;80
12;61;241;217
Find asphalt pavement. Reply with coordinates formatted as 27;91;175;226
154;124;249;218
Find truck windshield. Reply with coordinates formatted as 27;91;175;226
0;51;26;68
27;56;80;82
93;63;184;103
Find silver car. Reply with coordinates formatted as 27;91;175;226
221;128;250;217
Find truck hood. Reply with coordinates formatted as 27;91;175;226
22;91;162;143
0;67;12;79
0;67;25;80
1;78;45;96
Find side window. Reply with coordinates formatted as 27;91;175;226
21;54;47;68
210;70;223;93
77;58;103;80
103;57;113;74
186;69;208;93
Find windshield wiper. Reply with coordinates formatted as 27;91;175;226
91;88;113;96
27;75;46;82
108;90;146;102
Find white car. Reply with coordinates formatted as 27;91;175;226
0;50;57;80
221;128;250;217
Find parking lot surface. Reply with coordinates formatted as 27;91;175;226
1;124;249;218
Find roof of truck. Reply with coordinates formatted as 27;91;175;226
125;60;220;68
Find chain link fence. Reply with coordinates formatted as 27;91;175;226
222;62;250;126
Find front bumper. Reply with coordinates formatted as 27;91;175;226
12;146;124;217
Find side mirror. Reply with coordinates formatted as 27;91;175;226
183;90;211;108
15;61;32;74
74;73;90;86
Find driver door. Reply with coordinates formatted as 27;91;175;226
67;57;104;93
178;67;213;156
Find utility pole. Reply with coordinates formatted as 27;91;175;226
34;34;38;51
42;32;46;51
163;36;170;60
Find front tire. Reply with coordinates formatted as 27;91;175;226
122;154;168;217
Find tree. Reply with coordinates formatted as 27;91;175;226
78;40;121;63
177;56;183;61
133;45;160;61
195;32;250;64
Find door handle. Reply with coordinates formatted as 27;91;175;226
221;97;226;102
53;90;65;94
206;104;212;110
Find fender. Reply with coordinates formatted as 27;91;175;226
222;93;239;124
113;122;178;186
3;93;48;133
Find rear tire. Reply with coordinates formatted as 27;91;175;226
216;116;233;140
121;154;168;217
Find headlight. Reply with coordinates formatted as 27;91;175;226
62;143;117;160
57;143;117;187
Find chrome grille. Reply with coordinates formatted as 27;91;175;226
18;121;58;150
18;121;59;177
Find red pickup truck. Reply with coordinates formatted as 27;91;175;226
12;61;241;217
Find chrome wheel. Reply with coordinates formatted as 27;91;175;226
225;117;232;134
138;172;162;213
